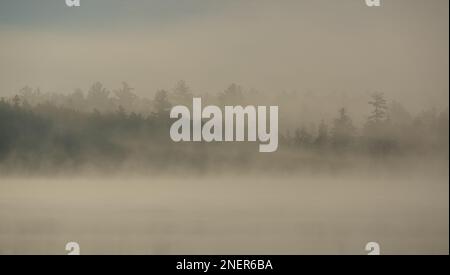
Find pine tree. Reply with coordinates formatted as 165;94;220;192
368;92;388;123
331;108;355;150
315;120;329;147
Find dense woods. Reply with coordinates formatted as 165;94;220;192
0;81;448;175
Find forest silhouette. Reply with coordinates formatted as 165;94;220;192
0;81;448;176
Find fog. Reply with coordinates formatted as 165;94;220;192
0;0;448;255
0;174;448;254
0;84;448;254
0;0;448;112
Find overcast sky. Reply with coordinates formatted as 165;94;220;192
0;0;448;110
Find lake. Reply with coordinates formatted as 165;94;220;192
0;175;448;254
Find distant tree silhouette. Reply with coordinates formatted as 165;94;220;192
365;93;389;135
153;90;172;118
113;82;137;111
315;120;329;148
67;89;85;110
331;108;355;150
294;127;313;148
368;92;388;123
87;82;111;112
219;84;244;105
12;95;20;108
364;93;398;155
171;80;193;106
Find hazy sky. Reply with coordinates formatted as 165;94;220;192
0;0;448;110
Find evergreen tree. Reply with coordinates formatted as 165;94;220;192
153;90;172;118
368;92;388;123
315;120;329;147
331;108;355;150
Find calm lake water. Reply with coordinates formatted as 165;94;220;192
0;176;448;254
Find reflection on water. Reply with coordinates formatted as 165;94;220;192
0;176;448;255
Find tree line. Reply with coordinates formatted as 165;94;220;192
0;81;448;173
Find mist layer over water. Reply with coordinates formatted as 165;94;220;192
0;173;447;255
